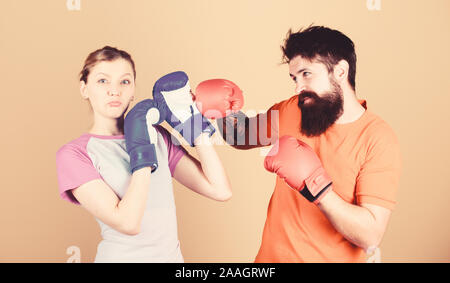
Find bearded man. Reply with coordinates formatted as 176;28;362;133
216;26;401;263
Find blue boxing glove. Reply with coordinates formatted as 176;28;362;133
124;99;166;173
153;71;215;146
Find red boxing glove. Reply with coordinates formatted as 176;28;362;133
264;135;332;204
194;79;244;119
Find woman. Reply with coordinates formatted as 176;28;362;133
55;46;232;262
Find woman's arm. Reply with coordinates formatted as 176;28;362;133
173;133;232;201
72;167;152;235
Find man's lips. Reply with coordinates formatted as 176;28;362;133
300;95;315;104
108;101;122;107
302;97;313;103
299;91;318;104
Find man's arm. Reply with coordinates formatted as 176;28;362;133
318;190;391;252
217;110;279;150
264;135;396;253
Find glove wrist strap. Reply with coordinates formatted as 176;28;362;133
300;167;333;204
175;113;216;146
129;144;158;173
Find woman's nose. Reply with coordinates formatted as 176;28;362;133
108;85;121;96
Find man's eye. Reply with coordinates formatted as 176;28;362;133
292;77;297;82
303;72;311;77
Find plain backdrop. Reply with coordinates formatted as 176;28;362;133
0;0;449;263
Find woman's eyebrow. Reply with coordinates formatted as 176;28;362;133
95;72;132;77
95;72;110;77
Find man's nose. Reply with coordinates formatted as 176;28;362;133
295;81;306;94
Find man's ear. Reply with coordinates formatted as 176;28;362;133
80;81;88;99
333;60;349;84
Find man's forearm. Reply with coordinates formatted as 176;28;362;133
217;111;277;149
217;112;252;149
317;189;382;251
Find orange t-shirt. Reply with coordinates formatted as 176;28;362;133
254;95;401;263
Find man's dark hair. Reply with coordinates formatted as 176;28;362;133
282;26;357;90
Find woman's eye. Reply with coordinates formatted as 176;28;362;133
98;79;107;84
303;72;311;77
122;79;130;85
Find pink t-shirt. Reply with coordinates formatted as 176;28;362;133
55;125;186;262
56;125;185;204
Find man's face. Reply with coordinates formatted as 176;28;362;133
288;55;343;137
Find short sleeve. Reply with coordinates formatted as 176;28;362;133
155;125;187;176
56;144;102;205
355;127;402;210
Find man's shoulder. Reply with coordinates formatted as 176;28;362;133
362;111;399;147
272;94;299;109
268;95;300;117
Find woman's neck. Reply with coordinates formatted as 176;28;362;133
89;116;124;136
88;127;123;136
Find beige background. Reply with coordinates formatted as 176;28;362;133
0;0;449;263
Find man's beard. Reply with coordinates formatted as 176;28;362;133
298;82;344;137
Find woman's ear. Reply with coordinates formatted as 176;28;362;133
80;81;88;99
333;59;349;84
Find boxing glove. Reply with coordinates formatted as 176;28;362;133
124;99;166;173
264;135;332;204
194;79;243;119
153;71;215;146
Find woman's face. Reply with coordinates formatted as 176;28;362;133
81;58;135;119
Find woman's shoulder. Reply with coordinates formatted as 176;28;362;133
154;125;179;145
154;124;170;136
153;125;187;153
56;133;92;158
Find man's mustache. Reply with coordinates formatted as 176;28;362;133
299;91;319;104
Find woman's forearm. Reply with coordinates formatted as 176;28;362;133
115;167;152;234
194;133;232;200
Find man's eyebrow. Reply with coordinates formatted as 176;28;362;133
289;68;307;77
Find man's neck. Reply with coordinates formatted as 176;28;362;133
335;89;365;124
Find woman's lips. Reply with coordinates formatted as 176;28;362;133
108;101;122;107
